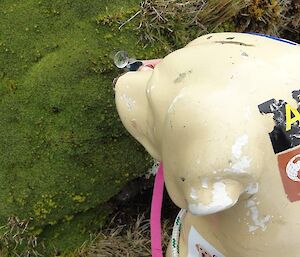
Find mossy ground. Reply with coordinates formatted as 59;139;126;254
0;0;164;255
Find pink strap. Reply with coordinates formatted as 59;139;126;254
142;59;162;68
150;162;164;257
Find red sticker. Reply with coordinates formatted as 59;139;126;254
277;146;300;202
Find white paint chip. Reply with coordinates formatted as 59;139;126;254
226;134;252;174
189;181;235;215
232;134;248;159
201;177;209;189
245;199;271;232
190;187;198;200
245;182;259;195
231;156;251;173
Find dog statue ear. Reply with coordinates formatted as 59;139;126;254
115;71;161;160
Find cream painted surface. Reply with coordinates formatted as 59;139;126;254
114;32;300;257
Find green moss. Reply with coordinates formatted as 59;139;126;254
72;195;86;203
33;194;58;221
39;204;113;256
0;0;157;255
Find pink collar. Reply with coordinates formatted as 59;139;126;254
150;162;164;257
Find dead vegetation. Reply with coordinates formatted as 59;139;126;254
235;0;300;39
138;0;250;50
0;217;43;257
74;215;171;257
134;0;300;51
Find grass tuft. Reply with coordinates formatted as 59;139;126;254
0;216;44;257
135;0;299;51
137;0;250;51
74;215;171;257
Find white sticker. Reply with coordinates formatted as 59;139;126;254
187;226;225;257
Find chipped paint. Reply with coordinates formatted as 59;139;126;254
231;156;251;173
246;199;271;232
232;134;248;159
226;134;252;173
201;177;209;189
190;187;198;200
245;182;259;195
188;181;235;215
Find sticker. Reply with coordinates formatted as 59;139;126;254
278;146;300;202
258;90;300;154
188;226;225;257
258;90;300;202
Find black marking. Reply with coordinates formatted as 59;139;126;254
258;90;300;154
215;41;254;47
174;73;186;83
174;70;192;83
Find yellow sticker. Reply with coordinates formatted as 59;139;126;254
285;104;300;131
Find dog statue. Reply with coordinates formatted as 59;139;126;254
114;32;300;257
